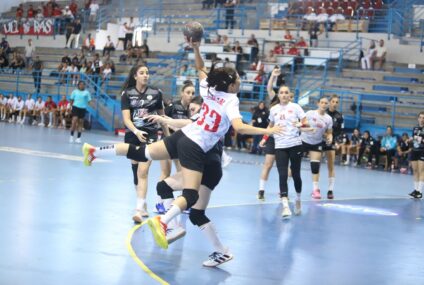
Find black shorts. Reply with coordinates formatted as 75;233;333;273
163;130;206;172
302;141;323;153
264;136;276;155
410;150;424;162
124;130;159;147
71;106;86;119
323;142;336;151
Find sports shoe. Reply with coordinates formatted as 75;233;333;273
166;226;186;244
38;122;44;127
75;138;82;144
203;251;234;267
257;190;265;201
311;189;321;199
327;190;334;200
282;205;292;219
69;136;74;143
147;216;168;249
343;160;349;166
48;123;52;128
221;151;232;168
294;199;301;215
155;202;166;214
132;210;143;224
400;167;408;174
82;143;96;166
409;190;423;199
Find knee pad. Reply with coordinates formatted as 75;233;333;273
131;163;138;185
156;180;174;199
310;161;320;174
127;144;148;162
189;208;210;227
202;163;222;190
181;189;199;209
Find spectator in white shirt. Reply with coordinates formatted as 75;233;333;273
89;0;100;23
33;97;45;125
21;93;35;124
361;40;376;70
25;39;35;67
372;39;387;70
117;22;128;50
316;8;329;23
62;6;74;19
102;63;112;82
329;7;345;31
103;35;115;56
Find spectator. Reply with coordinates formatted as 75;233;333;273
61;53;71;65
16;4;24;20
27;5;35;18
232;41;243;54
91;53;103;88
69;0;78;16
273;42;284;55
89;0;99;23
10;52;25;72
380;126;397;171
349;98;362;114
124;17;135;50
62;6;75;19
247;33;259;59
103;54;115;73
25;39;35;67
223;57;236;69
67;18;82;49
357;130;379;168
103;35;115;56
79;62;88;74
64;21;74;48
212;34;222;44
21;93;35;124
31;56;43;94
316;8;329;28
140;39;150;58
372;39;387;70
0;38;12;55
265;49;277;62
284;30;293;41
43;95;57;127
35;8;44;20
71;53;80;67
57;95;71;128
254;69;265;84
347;128;361;165
303;7;317;29
117;22;128;50
296;36;308;48
58;62;71;84
82;33;95;55
9;96;24;123
397;133;411;173
224;0;237;29
179;64;190;76
361;40;376;70
102;63;112;83
250;101;269;154
287;42;299;56
202;0;213;9
0;50;9;70
33;96;45;126
329;7;345;31
69;63;79;85
309;23;321;47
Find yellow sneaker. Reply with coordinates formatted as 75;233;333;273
147;216;168;249
82;143;96;166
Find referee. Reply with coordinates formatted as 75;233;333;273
69;81;92;143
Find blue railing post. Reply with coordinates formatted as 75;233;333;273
391;98;396;128
240;6;245;36
356;94;362;128
15;71;20;96
337;48;343;76
388;8;393;39
167;16;171;43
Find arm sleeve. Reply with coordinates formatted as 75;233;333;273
199;78;208;99
156;89;164;110
226;97;242;122
121;90;129;110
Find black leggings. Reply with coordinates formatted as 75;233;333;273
275;145;303;198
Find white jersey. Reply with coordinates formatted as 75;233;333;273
25;98;35;110
35;101;45;111
0;98;7;105
182;78;242;152
14;100;24;111
269;102;305;149
301;110;333;145
7;97;17;108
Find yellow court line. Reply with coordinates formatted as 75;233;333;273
126;221;170;285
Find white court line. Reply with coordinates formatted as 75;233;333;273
207;196;409;209
0;146;110;163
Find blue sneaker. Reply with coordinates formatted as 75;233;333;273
155;202;166;214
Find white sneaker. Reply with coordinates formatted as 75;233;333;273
75;138;82;144
8;119;12;123
221;151;232;168
282;205;292;219
48;123;52;128
166;226;186;244
69;136;74;143
20;119;24;125
32;121;37;125
294;199;301;216
38;122;44;127
203;250;234;267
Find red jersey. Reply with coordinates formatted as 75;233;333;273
27;9;35;18
45;101;57;110
296;41;308;48
16;8;23;18
69;3;78;14
273;46;284;55
58;100;69;110
287;47;299;56
284;35;293;41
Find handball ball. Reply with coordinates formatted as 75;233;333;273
183;21;204;42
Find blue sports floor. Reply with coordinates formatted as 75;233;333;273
1;123;423;285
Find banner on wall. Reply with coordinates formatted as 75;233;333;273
1;19;54;35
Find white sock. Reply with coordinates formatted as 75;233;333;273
163;198;174;211
49;112;52;124
161;204;182;225
414;181;419;190
145;147;152;160
95;145;116;157
259;179;266;190
296;192;301;200
346;154;350;162
136;198;145;210
328;177;335;191
313;181;319;190
200;222;226;253
419;181;424;193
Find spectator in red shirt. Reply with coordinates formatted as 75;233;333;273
254;69;265;84
53;6;62;16
296;37;308;48
287;43;299;56
273;42;284;55
27;5;35;18
43;4;50;17
16;4;24;19
69;0;78;16
43;96;57;127
284;30;293;41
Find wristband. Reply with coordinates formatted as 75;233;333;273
262;135;269;141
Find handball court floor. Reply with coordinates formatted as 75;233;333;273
1;123;423;285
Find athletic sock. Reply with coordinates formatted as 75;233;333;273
328;177;335;191
346;154;350;163
163;198;174;211
200;222;226;253
296;192;301;200
136;198;145;210
259;179;266;190
161;204;182;225
419;181;424;193
313;181;319;190
414;181;419;191
94;145;116;157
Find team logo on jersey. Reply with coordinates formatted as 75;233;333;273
147;95;153;100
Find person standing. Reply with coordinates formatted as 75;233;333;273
25;39;35;68
124;17;135;50
67;18;82;49
224;0;237;29
31;56;43;94
250;101;269;154
69;81;92;143
408;112;424;199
